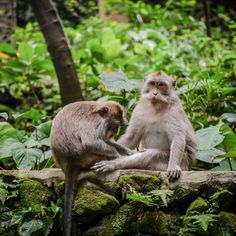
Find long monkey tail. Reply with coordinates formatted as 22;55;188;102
63;167;75;236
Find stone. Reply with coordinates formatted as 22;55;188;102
118;174;162;194
83;203;138;236
186;197;209;215
73;183;119;225
19;180;53;207
137;211;181;236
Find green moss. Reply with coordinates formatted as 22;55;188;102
54;180;64;197
19;180;53;207
168;187;196;212
137;211;181;236
73;183;119;224
186;197;209;215
219;211;236;233
101;203;138;236
118;174;161;194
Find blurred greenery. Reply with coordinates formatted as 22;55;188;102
0;0;236;171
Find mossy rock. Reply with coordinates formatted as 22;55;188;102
83;203;138;236
118;174;161;194
54;180;65;197
19;180;53;207
137;211;181;236
219;211;236;233
186;197;209;216
168;187;197;212
73;183;119;224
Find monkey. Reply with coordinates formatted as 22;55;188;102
50;101;132;236
91;71;197;179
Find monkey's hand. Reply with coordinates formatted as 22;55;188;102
91;160;117;173
167;164;181;180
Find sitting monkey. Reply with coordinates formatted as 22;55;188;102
50;101;132;236
92;71;197;179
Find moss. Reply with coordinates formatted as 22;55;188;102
73;183;119;224
83;203;138;236
137;211;181;236
168;187;197;212
19;180;53;207
186;197;209;216
54;180;65;197
219;211;236;233
118;174;161;194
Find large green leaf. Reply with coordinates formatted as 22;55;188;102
0;138;23;159
196;123;224;151
0;43;16;54
196;148;225;164
19;219;43;236
100;71;141;92
13;109;43;123
0;122;24;142
18;42;34;64
12;143;42;170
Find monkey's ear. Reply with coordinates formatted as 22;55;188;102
172;80;176;88
96;107;109;118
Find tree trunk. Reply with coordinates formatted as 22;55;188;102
29;0;84;105
0;0;16;43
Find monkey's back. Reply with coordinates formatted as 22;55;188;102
50;101;99;171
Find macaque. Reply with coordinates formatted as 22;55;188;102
92;71;197;179
50;101;132;236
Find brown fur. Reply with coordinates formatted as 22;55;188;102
50;101;131;236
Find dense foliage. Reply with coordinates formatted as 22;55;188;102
0;0;236;172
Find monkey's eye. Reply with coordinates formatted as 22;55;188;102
98;107;109;117
149;81;155;86
158;82;166;87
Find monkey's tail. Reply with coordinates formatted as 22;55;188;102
63;168;75;236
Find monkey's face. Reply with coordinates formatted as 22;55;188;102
142;71;176;104
94;102;126;140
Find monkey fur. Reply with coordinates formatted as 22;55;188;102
92;71;197;179
50;101;132;236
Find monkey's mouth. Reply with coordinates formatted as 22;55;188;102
150;94;168;104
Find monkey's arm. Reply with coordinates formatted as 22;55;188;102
166;118;186;179
83;139;121;159
106;140;134;155
118;114;143;149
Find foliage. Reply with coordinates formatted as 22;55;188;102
0;0;236;171
0;109;53;170
179;189;233;235
0;178;62;235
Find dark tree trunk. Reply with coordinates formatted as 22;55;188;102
29;0;83;105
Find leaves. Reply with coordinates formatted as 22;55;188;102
18;42;35;65
13;109;43;123
19;219;43;236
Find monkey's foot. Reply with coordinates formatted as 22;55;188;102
91;161;116;173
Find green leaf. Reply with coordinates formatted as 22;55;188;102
196;123;224;151
0;122;24;142
100;71;141;92
221;113;236;123
149;189;173;206
0;43;16;54
0;188;8;205
13;109;43;123
18;42;34;64
19;219;43;236
12;143;42;170
196;148;225;164
0;138;23;159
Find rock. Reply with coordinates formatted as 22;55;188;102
19;180;53;207
118;174;161;194
186;197;209;215
137;211;181;236
73;183;119;225
219;211;236;233
83;203;138;236
167;187;197;212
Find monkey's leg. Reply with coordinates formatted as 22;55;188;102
91;149;169;173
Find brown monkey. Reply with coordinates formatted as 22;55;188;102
92;71;197;179
50;101;132;236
